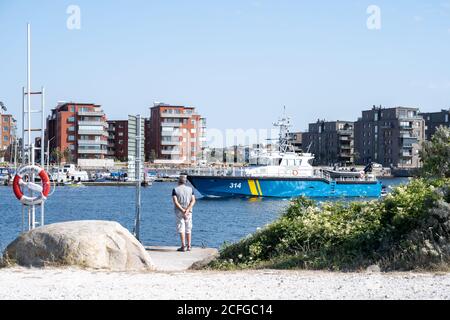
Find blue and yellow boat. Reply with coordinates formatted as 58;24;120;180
188;113;382;199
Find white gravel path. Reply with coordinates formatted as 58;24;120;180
0;268;449;300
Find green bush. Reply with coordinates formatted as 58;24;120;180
209;178;450;271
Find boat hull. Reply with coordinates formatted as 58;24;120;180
187;176;382;198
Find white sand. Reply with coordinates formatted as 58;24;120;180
1;268;450;300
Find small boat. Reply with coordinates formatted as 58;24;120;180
64;181;85;187
50;164;89;183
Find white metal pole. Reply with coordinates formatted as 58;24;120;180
27;23;31;165
47;139;50;172
135;115;142;242
31;143;36;230
41;86;45;168
21;87;25;165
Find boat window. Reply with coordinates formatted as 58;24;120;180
278;158;283;165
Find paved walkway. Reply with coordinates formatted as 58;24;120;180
145;246;218;272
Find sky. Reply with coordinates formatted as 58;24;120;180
1;0;450;144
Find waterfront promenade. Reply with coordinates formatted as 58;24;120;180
0;268;449;300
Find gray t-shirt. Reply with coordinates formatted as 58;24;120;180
172;185;194;214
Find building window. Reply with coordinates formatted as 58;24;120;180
68;117;75;123
3;126;8;131
68;135;75;142
4;136;9;141
68;126;75;132
118;132;124;137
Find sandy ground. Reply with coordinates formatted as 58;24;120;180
1;268;450;300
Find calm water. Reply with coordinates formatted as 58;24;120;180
0;178;409;251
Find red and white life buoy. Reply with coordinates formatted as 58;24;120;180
292;170;299;176
359;171;365;179
13;165;51;206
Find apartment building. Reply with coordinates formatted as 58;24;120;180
354;106;425;168
0;113;15;162
302;120;355;166
419;109;450;141
288;132;303;153
46;103;109;166
107;120;128;162
147;103;206;165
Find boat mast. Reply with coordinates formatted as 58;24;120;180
273;106;292;153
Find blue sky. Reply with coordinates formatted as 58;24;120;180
1;0;450;136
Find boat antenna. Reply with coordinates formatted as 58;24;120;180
306;142;313;153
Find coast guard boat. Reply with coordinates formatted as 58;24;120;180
187;113;382;199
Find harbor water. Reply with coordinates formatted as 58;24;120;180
0;178;409;252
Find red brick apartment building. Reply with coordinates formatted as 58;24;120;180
107;120;128;162
0;113;15;161
46;103;108;164
147;103;206;165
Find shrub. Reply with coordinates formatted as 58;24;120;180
420;126;450;179
209;179;450;271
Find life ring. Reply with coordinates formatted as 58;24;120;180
13;165;51;206
292;170;299;176
359;171;365;179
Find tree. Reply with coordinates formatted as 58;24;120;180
51;147;63;166
420;126;450;178
63;147;73;164
148;149;156;163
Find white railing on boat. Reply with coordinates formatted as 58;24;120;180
184;167;377;182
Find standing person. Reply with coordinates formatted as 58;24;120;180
172;175;196;252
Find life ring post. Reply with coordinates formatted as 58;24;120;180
13;165;51;207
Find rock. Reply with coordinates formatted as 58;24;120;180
3;221;154;271
366;265;381;273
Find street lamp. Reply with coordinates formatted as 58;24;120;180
47;136;55;171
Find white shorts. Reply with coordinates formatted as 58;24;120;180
175;211;193;234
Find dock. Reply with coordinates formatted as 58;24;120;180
145;246;218;272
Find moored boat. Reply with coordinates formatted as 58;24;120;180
187;112;382;199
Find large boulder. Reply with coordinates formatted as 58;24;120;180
3;221;154;271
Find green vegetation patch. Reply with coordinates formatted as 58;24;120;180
209;179;450;271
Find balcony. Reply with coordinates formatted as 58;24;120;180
160;113;191;119
161;140;181;146
79;121;107;127
400;153;413;158
78;129;108;136
77;111;104;117
161;122;182;127
78;149;108;155
338;130;353;136
161;149;181;155
340;152;353;158
161;130;181;137
78;140;108;146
